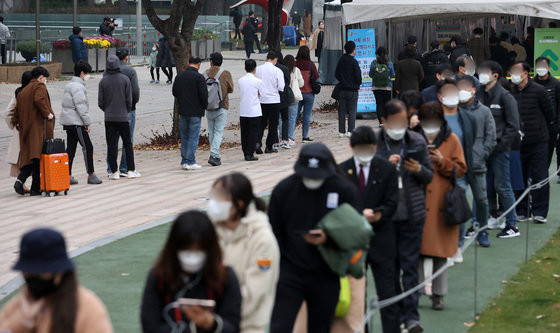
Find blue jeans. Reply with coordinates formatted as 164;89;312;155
180;115;202;165
206;109;227;158
487;151;517;226
297;93;314;138
278;101;299;141
457;177;468;247
106;110;135;174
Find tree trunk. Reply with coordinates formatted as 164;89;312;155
267;0;283;53
144;0;205;139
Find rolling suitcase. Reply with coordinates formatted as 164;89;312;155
40;119;70;197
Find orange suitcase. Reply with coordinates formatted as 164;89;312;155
40;153;70;196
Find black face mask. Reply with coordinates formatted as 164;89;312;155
25;276;59;299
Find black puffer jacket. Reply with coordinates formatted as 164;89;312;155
421;49;448;88
477;82;520;152
533;75;560;125
377;130;434;223
511;79;555;145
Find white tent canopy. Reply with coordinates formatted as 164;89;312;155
343;0;560;24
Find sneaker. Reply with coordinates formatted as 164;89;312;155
533;216;547;224
109;172;120;180
280;141;291;149
69;176;78;185
150;80;155;84
302;137;314;142
431;295;444;311
516;215;529;222
338;132;346;138
255;143;264;155
477;230;490;247
464;226;475;239
87;174;103;185
453;248;463;264
404;320;424;333
185;164;202;170
345;131;352;137
14;180;25;195
155;80;160;84
208;156;221;166
497;225;520;238
265;147;278;153
244;155;258;161
288;139;296;147
487;217;500;230
127;170;141;179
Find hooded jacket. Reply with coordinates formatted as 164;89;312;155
60;76;91;126
69;34;88;64
98;55;132;122
459;99;497;172
214;203;280;333
103;60;139;111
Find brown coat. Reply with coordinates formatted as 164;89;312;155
206;66;234;110
3;96;20;176
13;79;54;168
0;286;113;333
303;14;312;37
421;132;467;258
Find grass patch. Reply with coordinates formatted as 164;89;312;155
469;228;560;332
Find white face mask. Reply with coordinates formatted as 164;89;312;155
207;199;232;223
536;68;548;77
442;95;459;107
478;73;491;86
152;47;157;51
422;125;440;138
177;250;207;274
83;74;91;82
355;153;375;165
465;68;476;76
302;177;325;190
458;90;473;103
510;74;524;85
385;127;406;141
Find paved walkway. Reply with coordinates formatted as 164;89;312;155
0;50;376;294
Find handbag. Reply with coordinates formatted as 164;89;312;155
331;84;341;100
42;119;66;154
309;61;321;95
444;166;472;225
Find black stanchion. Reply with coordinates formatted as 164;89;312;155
474;226;478;322
525;177;532;264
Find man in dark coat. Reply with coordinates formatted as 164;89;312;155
242;18;256;59
156;37;175;84
172;56;208;170
421;40;448;89
340;126;400;333
13;66;54;195
395;45;424;94
449;35;471;66
248;11;262;53
230;7;242;40
99;17;115;36
69;26;87;64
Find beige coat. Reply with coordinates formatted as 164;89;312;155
310;28;323;51
214;203;280;333
0;286;113;333
3;97;20;177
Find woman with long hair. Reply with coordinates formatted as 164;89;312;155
141;210;242;333
208;173;280;333
281;55;304;147
0;228;113;332
295;46;319;143
369;46;395;126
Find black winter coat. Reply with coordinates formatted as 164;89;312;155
140;268;241;333
534;75;560;125
421;50;448;89
512;79;556;145
335;54;362;92
449;43;471;66
172;67;208;117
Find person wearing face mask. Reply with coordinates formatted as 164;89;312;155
533;56;560;175
339;126;400;333
421;63;454;103
141;210;242;333
449;35;471;66
60;61;102;186
0;228;113;332
268;143;359;333
12;66;55;196
377;100;433;333
416;102;467;311
454;55;480;90
207;173;280;333
510;61;556;224
149;44;160;84
475;60;521;233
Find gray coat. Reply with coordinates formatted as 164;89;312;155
60;77;91;126
98;55;132;122
104;60;139;111
459;99;497;173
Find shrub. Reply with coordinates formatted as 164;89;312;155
16;40;52;54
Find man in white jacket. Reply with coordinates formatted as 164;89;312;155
207;173;280;333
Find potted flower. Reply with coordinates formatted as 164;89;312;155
16;41;52;62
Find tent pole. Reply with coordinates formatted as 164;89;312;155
388;19;392;62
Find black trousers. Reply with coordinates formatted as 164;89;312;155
548;127;559;172
234;25;241;39
65;125;94;175
373;89;392;124
240;116;261;157
258;103;280;150
253;34;262;52
517;142;550;217
161;66;173;82
1;44;6;64
18;159;40;192
279;106;289;141
244;38;253;58
105;121;135;173
270;261;340;333
150;66;160;81
393;218;424;323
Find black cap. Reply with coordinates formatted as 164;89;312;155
294;143;336;179
116;47;129;60
13;228;74;274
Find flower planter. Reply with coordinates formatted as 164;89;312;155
52;49;74;73
191;41;198;58
0;62;62;83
